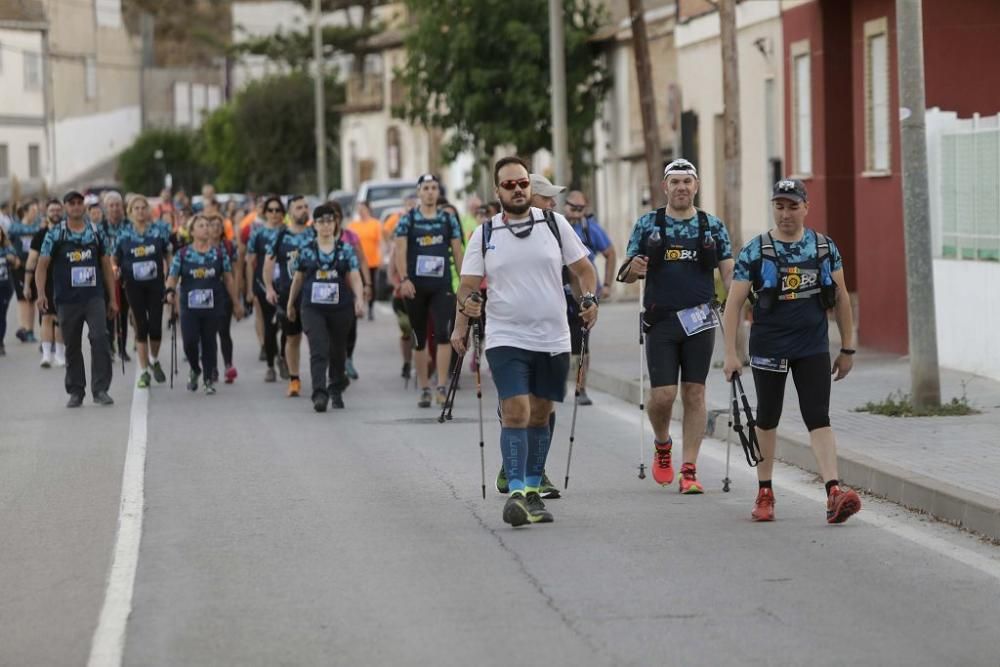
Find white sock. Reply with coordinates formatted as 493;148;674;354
56;343;65;355
149;355;158;365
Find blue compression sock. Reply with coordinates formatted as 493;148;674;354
500;427;528;494
526;426;552;490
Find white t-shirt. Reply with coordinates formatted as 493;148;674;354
461;207;589;353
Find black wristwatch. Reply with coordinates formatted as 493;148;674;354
840;348;856;355
580;292;598;309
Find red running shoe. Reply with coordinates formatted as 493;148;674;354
224;366;238;384
678;462;704;494
652;439;674;486
826;486;862;524
752;487;775;521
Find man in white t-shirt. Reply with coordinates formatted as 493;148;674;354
453;156;598;528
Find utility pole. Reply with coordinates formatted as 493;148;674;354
629;0;663;208
312;0;328;199
139;11;154;132
896;0;941;408
549;0;570;189
719;0;742;249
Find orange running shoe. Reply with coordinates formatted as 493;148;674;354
678;463;704;494
287;378;301;397
826;486;861;524
651;439;674;486
752;487;775;521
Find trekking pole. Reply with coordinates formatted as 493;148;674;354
564;326;590;489
722;375;734;492
114;314;125;376
472;317;485;499
732;374;764;466
636;279;647;480
438;349;464;423
169;317;176;389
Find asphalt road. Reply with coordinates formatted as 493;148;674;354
2;304;999;666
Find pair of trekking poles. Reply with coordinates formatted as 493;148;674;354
438;294;592;499
632;293;762;490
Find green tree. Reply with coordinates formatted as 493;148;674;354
397;0;610;187
117;128;205;195
198;105;247;193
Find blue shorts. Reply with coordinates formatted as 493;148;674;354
485;346;571;402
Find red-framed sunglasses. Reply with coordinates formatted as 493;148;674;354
499;178;531;191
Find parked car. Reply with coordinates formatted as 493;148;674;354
354;179;417;220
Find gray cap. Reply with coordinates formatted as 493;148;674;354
771;178;808;203
529;173;566;198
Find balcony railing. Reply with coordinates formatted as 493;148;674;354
342;73;385;112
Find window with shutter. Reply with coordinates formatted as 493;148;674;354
789;40;812;177
864;18;891;174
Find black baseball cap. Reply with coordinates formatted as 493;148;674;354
416;173;439;186
63;190;85;203
771;178;808;203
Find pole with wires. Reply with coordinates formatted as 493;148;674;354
564;326;590;488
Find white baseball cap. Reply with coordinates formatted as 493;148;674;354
529;173;566;198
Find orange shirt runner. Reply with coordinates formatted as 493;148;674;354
348;215;382;269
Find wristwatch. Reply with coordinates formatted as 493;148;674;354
580;292;598;309
840;348;856;355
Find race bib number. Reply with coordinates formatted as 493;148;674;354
750;356;789;373
132;260;158;281
273;263;282;282
71;266;97;288
187;288;215;310
416;255;445;278
677;303;718;336
310;282;340;305
21;237;32;253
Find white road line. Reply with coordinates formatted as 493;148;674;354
87;375;148;667
595;395;1000;582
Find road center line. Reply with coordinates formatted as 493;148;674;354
87;373;148;667
595;394;1000;582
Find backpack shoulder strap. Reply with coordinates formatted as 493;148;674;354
542;209;562;249
815;231;830;260
697;209;710;237
654;206;666;232
482;217;494;256
272;226;288;257
760;232;776;258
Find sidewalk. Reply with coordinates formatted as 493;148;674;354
585;301;1000;541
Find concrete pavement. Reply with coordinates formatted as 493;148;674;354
2;304;1000;665
585;301;1000;542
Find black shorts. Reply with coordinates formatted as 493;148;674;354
278;291;303;336
405;287;454;351
752;352;831;432
645;315;715;387
13;267;31;302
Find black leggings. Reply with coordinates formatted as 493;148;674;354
752;352;831;432
123;280;164;342
181;310;220;378
347;314;358;357
256;290;279;367
405;288;455;351
218;297;233;367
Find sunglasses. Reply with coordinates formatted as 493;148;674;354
499;179;530;191
566;203;585;212
265;207;283;213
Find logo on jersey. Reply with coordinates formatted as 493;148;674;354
781;267;818;294
67;249;94;262
664;247;698;262
131;244;156;258
190;266;217;279
316;269;339;280
417;234;445;247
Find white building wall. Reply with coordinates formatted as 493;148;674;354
675;2;784;245
0;28;48;192
933;259;1000;381
53;105;141;184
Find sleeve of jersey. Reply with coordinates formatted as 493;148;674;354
732;243;755;282
168;253;182;277
246;229;258;256
625;214;650;257
39;229;55;257
557;216;589;266
348;247;359;271
828;237;844;271
394;214;410;238
712;216;734;260
461;227;485;277
221;251;233;273
449;214;462;240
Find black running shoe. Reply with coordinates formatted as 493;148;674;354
93;391;115;406
66;393;84;408
502;492;530;527
540;472;561;499
525;492;554;523
330;392;345;409
150;361;167;384
313;392;328;412
187;370;200;392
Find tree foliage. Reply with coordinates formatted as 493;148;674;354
117;128;207;195
397;0;610;186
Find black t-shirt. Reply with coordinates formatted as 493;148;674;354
30;227;54;301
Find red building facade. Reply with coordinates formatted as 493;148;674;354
781;0;1000;354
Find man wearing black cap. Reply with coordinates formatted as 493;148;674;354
620;158;734;494
35;191;118;407
722;178;861;524
394;173;465;408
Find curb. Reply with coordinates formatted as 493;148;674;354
587;366;1000;541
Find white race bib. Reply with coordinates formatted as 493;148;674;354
21;237;32;253
273;263;282;282
416;254;445;278
71;266;97;288
132;260;157;281
676;303;718;336
750;356;789;373
187;288;215;309
310;282;340;305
